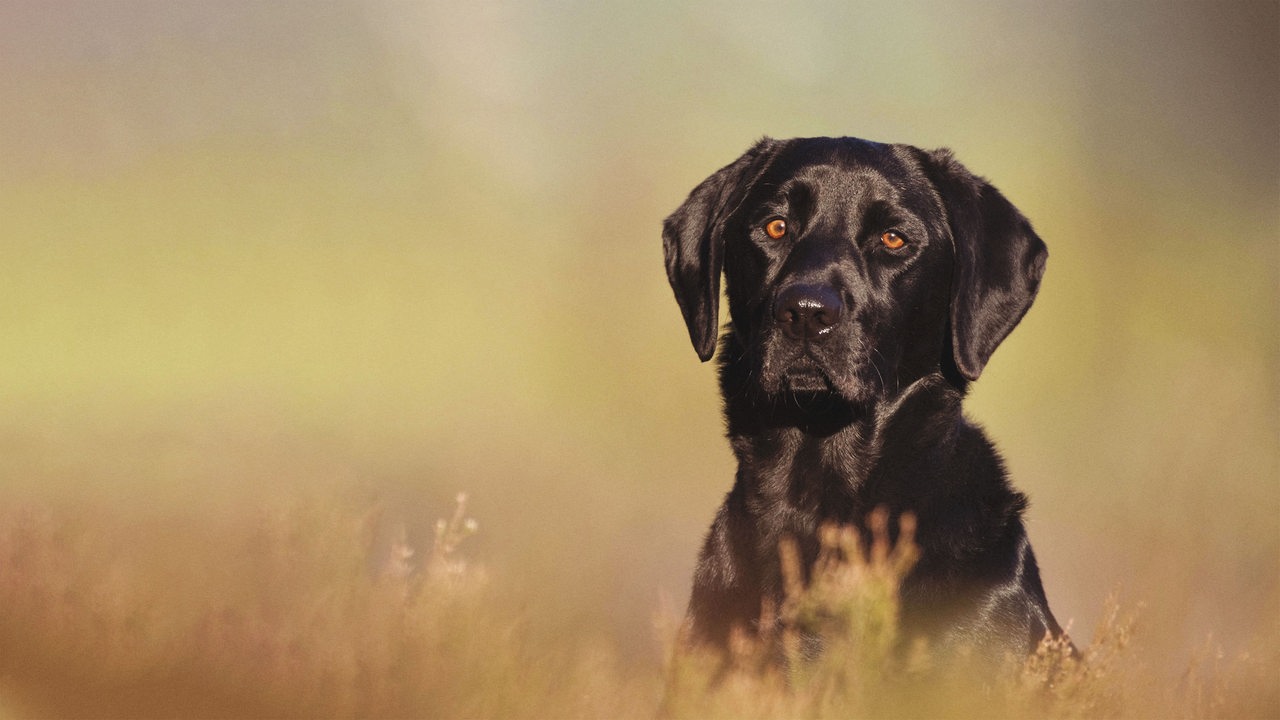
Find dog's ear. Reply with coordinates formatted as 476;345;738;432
663;138;780;361
914;148;1048;381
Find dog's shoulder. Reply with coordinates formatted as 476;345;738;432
919;415;1030;563
866;378;1030;563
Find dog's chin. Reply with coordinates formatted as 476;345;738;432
778;366;872;410
763;369;869;434
783;367;834;394
753;350;880;409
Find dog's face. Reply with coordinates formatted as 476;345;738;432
664;137;1047;408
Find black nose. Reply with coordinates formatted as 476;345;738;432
773;284;844;341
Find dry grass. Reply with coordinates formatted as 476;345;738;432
0;496;647;719
662;509;1280;720
1;496;1276;719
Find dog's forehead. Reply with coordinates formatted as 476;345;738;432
767;139;918;193
783;136;902;166
757;138;934;216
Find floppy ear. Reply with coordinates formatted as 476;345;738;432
916;149;1048;381
663;138;780;361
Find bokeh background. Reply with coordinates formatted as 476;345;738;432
1;0;1276;703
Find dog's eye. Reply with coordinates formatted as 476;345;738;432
880;231;907;250
764;218;788;240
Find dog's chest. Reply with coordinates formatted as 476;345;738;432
743;430;875;529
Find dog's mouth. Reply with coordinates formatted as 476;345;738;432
781;358;836;394
757;341;881;410
764;356;868;432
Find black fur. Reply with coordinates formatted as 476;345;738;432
663;136;1064;665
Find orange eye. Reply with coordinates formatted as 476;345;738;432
880;231;906;249
764;218;788;239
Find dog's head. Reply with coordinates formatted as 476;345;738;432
663;136;1046;407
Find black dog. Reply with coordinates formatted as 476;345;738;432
663;136;1065;665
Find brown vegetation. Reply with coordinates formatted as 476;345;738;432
2;496;1274;718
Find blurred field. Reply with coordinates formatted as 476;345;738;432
1;1;1277;717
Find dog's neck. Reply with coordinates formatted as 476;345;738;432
721;361;968;523
714;335;1031;595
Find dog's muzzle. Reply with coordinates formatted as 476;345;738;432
770;284;847;394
